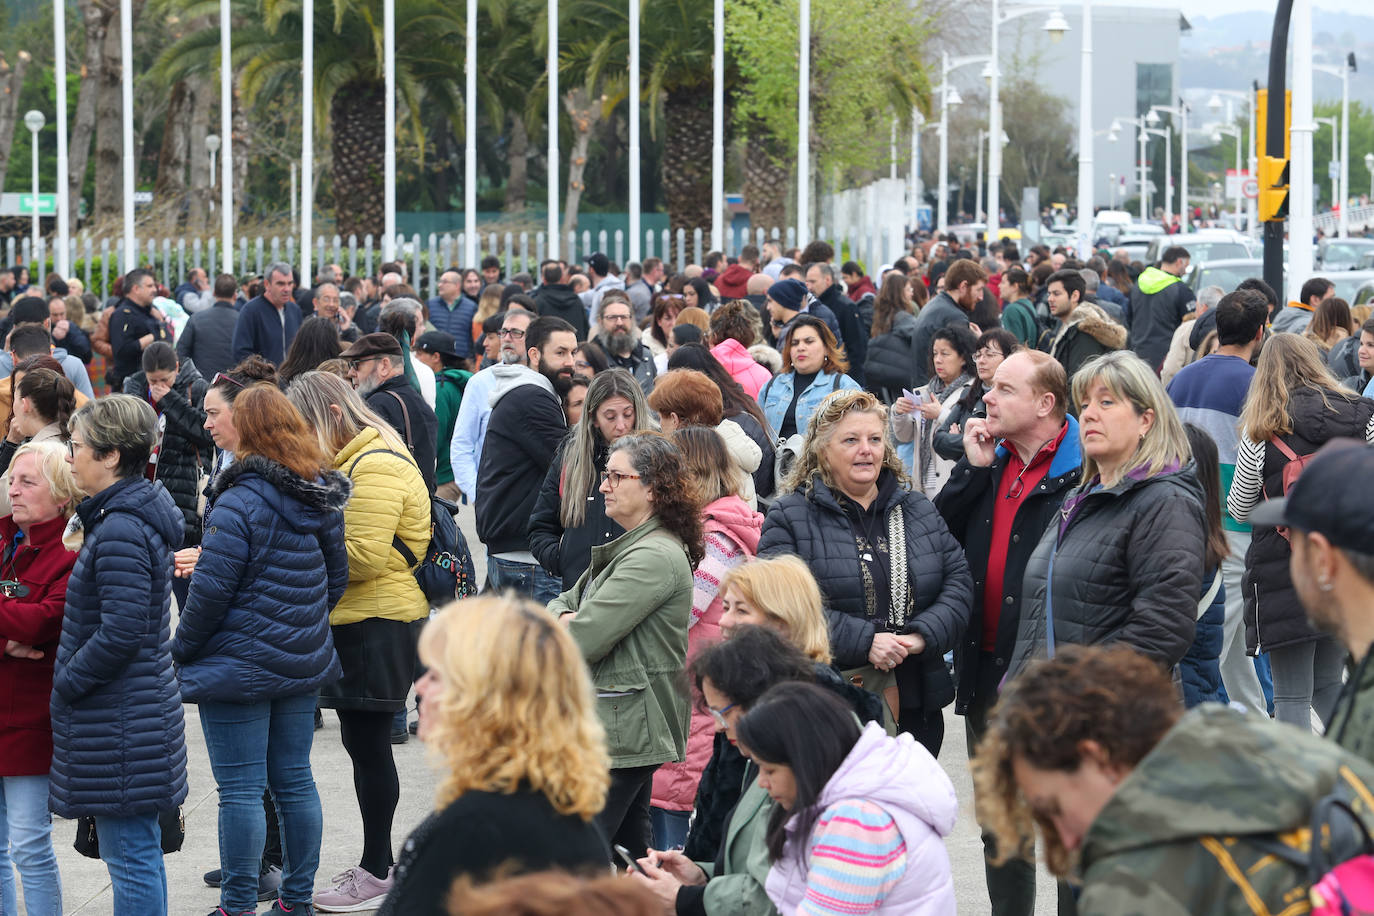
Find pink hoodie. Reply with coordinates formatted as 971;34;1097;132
651;495;763;813
712;338;774;400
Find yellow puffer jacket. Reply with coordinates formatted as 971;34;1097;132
332;426;430;626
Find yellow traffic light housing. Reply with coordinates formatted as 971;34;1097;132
1259;155;1290;223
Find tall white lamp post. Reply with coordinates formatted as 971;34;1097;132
1314;53;1356;237
1212;123;1244;227
936;51;990;234
24;110;44;263
120;0;135;270
1207;89;1256;235
53;0;68;277
218;0;233;273
383;0;395;262
548;0;559;258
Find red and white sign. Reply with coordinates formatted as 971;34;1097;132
1242;177;1259;199
1226;168;1252;198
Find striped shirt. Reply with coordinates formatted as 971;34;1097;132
798;800;907;916
1228;413;1374;522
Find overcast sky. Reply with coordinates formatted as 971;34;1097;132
1094;0;1349;19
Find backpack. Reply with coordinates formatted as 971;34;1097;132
347;447;479;607
1247;777;1374;916
1269;436;1314;541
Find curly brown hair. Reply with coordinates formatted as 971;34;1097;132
610;433;705;568
970;645;1182;877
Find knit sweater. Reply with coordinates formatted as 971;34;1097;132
794;800;906;916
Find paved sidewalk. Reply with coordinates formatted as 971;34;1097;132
33;502;1061;914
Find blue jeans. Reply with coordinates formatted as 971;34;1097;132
200;693;323;912
95;812;167;915
0;775;61;916
650;806;690;852
486;556;563;605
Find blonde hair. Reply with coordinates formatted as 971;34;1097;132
719;556;832;664
418;596;610;819
1071;351;1191;484
285;370;410;458
10;440;82;518
783;389;908;494
1239;332;1358;442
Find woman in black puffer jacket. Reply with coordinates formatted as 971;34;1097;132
1228;333;1374;730
122;341;211;607
758;389;972;755
1009;351;1205;679
1011;351;1203;681
863;273;921;405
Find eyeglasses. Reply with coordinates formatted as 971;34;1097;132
707;702;737;729
67;439;86;458
599;470;642;488
347;356;383;371
602;313;633;324
974;348;1004;360
498;328;527;339
211;372;245;389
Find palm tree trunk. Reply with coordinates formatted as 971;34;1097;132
68;0;109;223
744;122;789;236
94;0;143;225
185;74;211;235
562;86;601;236
0;51;33;194
661;85;712;232
504;114;528;212
330;80;385;239
153;79;192;228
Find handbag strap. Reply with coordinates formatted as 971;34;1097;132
1270;435;1300;463
1045;540;1059;659
386;390;416;455
345;447;421;568
886;505;909;630
1196;568;1222;621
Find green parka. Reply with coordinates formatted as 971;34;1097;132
549;517;693;769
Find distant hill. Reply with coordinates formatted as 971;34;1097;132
1182;9;1374;108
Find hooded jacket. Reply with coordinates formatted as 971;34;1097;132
1240;387;1374;653
864;310;921;404
0;512;77;777
123;358;213;544
475;364;568;554
716;419;762;508
333;426;431;627
1126;266;1196;371
549;517;693;768
1076;704;1374;915
433;367;473;488
764;723;957;915
711;338;773;400
759;471;973;712
49;476;188;818
1009;464;1205;677
715;264;755;300
533;283;591;341
653;495;763;814
1047;301;1128;383
172;455;350;703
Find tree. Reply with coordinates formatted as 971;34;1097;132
0;50;33;193
992;79;1078;221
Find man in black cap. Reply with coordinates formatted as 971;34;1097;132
414;331;473;503
1251;441;1374;764
340;332;440;493
580;251;625;325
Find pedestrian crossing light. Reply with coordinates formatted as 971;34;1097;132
1259;155;1289;223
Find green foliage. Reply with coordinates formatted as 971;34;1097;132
725;0;931;176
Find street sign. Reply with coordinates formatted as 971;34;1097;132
1329;160;1341;180
0;193;56;217
1242;176;1259;199
1226;169;1252;198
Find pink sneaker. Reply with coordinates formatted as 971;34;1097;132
311;867;394;913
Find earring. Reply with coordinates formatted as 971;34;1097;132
1319;579;1335;593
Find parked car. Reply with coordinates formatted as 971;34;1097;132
1148;231;1255;264
1326;270;1374;304
1184;258;1284;297
1317;238;1374;271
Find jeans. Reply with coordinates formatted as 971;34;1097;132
1269;635;1346;731
486;556;563;605
599;765;658;861
0;775;61;916
649;807;690;852
95;812;167;916
200;693;323;911
1220;530;1267;715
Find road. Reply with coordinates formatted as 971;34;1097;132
40;502;1062;914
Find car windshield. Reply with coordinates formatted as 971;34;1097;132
1191;264;1266;293
1328;274;1374;302
1324;242;1374;263
1186;242;1252;262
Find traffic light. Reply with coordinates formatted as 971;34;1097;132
1259;155;1290;223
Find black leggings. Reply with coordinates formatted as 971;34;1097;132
337;710;399;879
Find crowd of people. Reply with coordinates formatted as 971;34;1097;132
5;232;1374;916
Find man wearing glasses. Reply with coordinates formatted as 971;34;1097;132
930;349;1080;916
340;332;440;494
448;307;535;502
592;290;656;395
426;269;478;359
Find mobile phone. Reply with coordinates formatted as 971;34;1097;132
614;844;649;876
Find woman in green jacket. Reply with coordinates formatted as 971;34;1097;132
549;432;701;859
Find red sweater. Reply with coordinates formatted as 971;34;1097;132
0;512;78;776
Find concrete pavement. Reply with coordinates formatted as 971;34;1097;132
32;502;1062;914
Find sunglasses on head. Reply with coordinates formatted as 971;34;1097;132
211;372;245;389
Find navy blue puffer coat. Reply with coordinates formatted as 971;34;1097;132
172;455;351;704
50;476;188;818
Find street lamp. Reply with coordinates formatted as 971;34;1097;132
1144;124;1172;224
1314;53;1356;237
1366;151;1374;198
1149;101;1190;231
1315;115;1338;214
23;109;44;262
1203;87;1257;237
1110;116;1149;220
987;3;1070;237
936;51;989;234
1212;122;1243;227
206;134;220;187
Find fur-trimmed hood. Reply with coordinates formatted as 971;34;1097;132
207;453;352;534
1061;302;1128;350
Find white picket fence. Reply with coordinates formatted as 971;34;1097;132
7;214;911;297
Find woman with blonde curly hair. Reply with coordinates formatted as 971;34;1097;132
378;596;612;914
759;389;972;754
550;432;700;859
